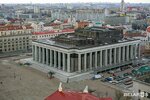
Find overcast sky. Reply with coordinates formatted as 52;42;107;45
0;0;149;4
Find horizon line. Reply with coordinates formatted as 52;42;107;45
0;1;150;4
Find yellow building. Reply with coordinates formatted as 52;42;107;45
0;24;33;53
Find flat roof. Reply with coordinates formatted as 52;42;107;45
33;38;139;50
33;27;139;50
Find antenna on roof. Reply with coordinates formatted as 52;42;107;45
83;85;88;93
58;82;62;92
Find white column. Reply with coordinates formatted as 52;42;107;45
95;51;98;69
32;45;35;60
50;50;53;67
67;53;70;72
42;48;45;64
78;54;81;72
123;46;125;62
58;52;61;69
38;47;40;62
84;53;87;71
90;52;92;69
126;46;129;61
39;47;41;62
114;48;116;64
100;51;102;67
130;45;133;59
63;53;66;71
46;49;49;65
138;44;141;58
134;45;136;59
105;49;108;66
35;46;37;61
118;47;121;63
109;49;112;65
54;51;56;68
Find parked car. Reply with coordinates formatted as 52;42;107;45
108;71;115;74
124;81;133;85
105;77;113;81
109;80;119;84
92;74;103;80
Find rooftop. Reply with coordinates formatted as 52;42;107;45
45;90;112;100
34;38;137;50
32;29;75;35
34;27;139;50
45;83;112;100
0;24;33;31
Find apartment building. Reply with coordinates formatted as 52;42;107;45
0;24;33;53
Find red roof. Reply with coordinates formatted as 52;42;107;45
50;23;61;26
124;33;147;37
62;29;74;32
0;25;33;31
32;29;75;35
32;31;56;35
45;90;112;100
64;19;68;23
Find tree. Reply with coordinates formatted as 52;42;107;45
47;71;55;79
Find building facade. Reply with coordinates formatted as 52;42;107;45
0;25;33;53
32;29;75;40
51;9;104;22
104;16;130;25
31;27;141;82
32;39;140;73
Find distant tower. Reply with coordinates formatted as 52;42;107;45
66;4;73;9
104;8;110;16
120;0;125;12
34;5;40;14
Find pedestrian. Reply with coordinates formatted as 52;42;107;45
0;81;3;85
67;78;69;83
14;72;16;79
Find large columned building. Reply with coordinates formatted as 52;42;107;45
32;40;140;73
32;27;141;82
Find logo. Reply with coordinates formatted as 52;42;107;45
124;92;148;98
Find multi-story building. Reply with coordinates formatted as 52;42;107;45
0;24;33;53
146;16;150;25
143;26;150;55
124;30;147;42
31;22;44;32
124;30;147;55
75;21;90;29
51;9;104;22
31;18;75;33
31;27;141;82
32;29;75;40
104;15;130;25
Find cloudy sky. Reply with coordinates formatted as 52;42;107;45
0;0;149;4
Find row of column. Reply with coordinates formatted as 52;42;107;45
76;44;140;72
32;45;71;72
32;44;140;73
